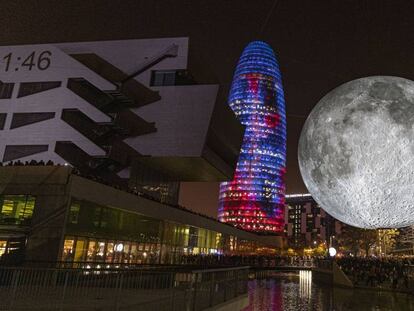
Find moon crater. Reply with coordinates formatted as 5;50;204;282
298;76;414;228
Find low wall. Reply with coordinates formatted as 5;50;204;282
204;294;249;311
312;262;353;288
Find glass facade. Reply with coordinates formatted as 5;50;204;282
0;195;35;225
0;240;7;257
0;238;26;262
61;198;266;265
218;41;286;234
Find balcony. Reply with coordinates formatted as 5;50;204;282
70;53;161;107
55;141;99;172
61;109;112;144
67;78;114;112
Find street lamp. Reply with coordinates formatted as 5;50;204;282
329;247;337;257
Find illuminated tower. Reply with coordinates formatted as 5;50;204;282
218;41;286;234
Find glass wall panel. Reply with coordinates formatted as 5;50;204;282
86;240;96;262
69;202;80;224
123;243;130;263
106;242;114;263
0;240;7;257
188;227;198;248
66;199;162;244
0;195;35;225
74;238;86;262
130;243;138;263
92;207;101;228
62;238;74;261
61;198;276;264
113;242;124;263
96;241;105;262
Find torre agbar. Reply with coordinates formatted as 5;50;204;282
218;41;287;234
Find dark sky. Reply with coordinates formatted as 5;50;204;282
2;0;414;217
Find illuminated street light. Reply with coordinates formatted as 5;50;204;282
329;247;337;257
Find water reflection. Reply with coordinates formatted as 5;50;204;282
243;271;414;311
299;270;312;300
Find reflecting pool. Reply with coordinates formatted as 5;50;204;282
243;271;414;311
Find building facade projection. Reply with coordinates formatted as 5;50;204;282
218;41;287;234
0;38;242;184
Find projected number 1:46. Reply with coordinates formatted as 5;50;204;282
2;51;52;72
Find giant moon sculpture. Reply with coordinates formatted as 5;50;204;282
298;76;414;229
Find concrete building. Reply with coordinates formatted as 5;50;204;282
0;38;243;186
0;38;285;264
0;166;281;264
284;194;342;248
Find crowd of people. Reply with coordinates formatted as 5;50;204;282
179;254;314;267
337;257;412;290
1;159;56;166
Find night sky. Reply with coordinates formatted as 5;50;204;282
2;0;414;217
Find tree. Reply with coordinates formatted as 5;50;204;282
313;243;327;256
376;229;399;256
398;226;414;252
338;226;377;256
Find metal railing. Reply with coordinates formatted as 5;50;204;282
190;267;249;311
20;258;315;270
0;265;249;311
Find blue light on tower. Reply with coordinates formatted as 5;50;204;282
218;41;286;234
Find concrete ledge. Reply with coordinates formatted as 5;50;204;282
333;262;353;288
204;294;249;311
312;263;353;288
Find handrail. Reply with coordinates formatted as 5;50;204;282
192;266;250;273
0;264;249;310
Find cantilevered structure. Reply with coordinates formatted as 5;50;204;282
0;38;242;184
218;41;287;234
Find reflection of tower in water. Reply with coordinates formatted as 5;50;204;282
299;270;312;300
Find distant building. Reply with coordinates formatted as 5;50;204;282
284;194;342;248
218;41;287;234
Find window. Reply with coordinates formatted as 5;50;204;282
103;208;116;229
96;241;106;262
113;241;124;263
93;206;102;227
69;202;80;224
106;242;114;263
17;81;61;98
0;83;14;99
62;239;74;261
10;112;55;129
0;195;35;225
150;70;195;86
3;145;48;162
0;241;6;257
0;114;6;130
151;70;176;86
74;238;86;262
86;240;97;262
